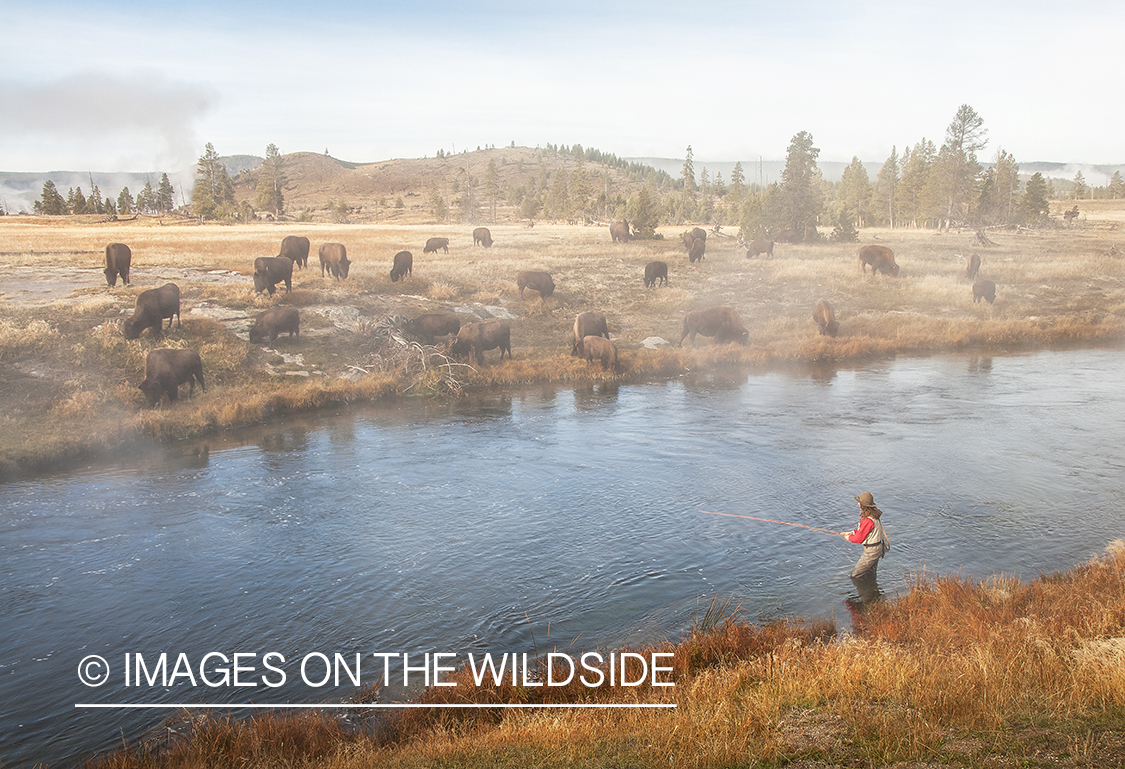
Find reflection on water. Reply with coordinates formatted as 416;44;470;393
1;346;1124;767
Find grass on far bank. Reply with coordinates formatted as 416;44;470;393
2;212;1125;478
87;540;1125;769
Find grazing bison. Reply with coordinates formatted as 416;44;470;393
681;227;707;251
319;242;350;280
775;229;800;244
423;237;450;254
402;312;462;341
973;279;996;304
680;306;749;347
449;320;512;365
249;307;300;344
688;238;706;263
813;298;839;337
966;253;981;281
253;256;294;295
124;283;181;340
517;270;555;299
609;220;631;243
582;335;618;371
572;311;610;355
104;242;131;286
473;227;493;247
644;260;668;288
390;250;413;282
279;235;310;269
858;244;900;276
138;348;204;407
746;238;774;258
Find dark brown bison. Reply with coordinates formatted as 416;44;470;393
644;260;668;288
249;307;300;344
572;311;610;355
104;242;131;286
124;283;181;340
775;229;800;244
680;306;749;347
689;237;705;263
423;237;450;254
609;220;631;243
449;320;511;364
473;227;493;247
813;298;839;337
138;348;204;407
517;270;555;299
319;242;350;280
858;245;900;276
746;239;774;258
402;312;462;341
966;253;981;281
973;279;996;304
390;250;413;282
582;335;618;371
253;256;294;295
279;235;310;269
681;227;707;251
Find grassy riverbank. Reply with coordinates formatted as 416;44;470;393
85;540;1125;768
1;209;1124;478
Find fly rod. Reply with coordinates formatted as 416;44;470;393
700;510;840;537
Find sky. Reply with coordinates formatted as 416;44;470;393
2;0;1122;174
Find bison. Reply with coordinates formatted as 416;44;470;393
813;298;839;337
681;227;707;251
253;256;294;295
644;260;668;288
609;220;631;243
319;242;350;280
473;227;493;247
966;253;981;281
279;235;310;269
689;237;706;263
138;348;204;407
858;245;900;276
402;312;462;341
973;279;996;304
572;311;610;355
249;307;300;344
423;237;450;254
517;270;555;299
124;282;181;340
390;250;413;282
104;242;131;286
449;320;511;365
680;306;749;347
582;335;618;371
746;238;774;258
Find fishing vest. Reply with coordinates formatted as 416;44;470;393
864;518;890;554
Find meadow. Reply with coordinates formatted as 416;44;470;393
0;206;1123;477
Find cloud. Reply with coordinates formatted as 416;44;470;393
0;72;215;170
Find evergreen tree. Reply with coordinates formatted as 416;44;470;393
836;156;871;229
831;207;859;242
626;183;661;239
156;174;175;213
191;142;235;220
485;159;500;221
978;149;1019;225
1109;171;1124;200
936;104;987;228
117;187;134;215
428;187;448;222
36;180;67;215
87;184;105;214
67;187;87;214
255;143;285;216
729;161;746;203
1022;172;1050;224
569;166;592;221
519;192;541;223
778;131;822;238
137;181;154;213
1072;171;1088;200
713;171;726;198
900;139;938;227
872;147;899;228
545;170;569;221
680;145;696;223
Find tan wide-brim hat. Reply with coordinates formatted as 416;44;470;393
854;491;875;506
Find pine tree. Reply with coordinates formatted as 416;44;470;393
1072;171;1088;200
626;183;661;239
429;187;448;222
255;143;285;216
729;161;746;203
1022;172;1050;224
117;187;134;215
837;156;871;229
872;147;899;228
485;159;500;221
1109;171;1124;200
136;181;154;213
936;104;987;229
545;170;569;221
191;142;235;220
36;180;67;215
569;166;591;222
87;184;104;214
156;174;175;213
779;131;823;238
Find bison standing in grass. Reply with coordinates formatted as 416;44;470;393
572;311;610;355
689;237;705;263
138;348;204;407
644;260;668;288
609;220;631;243
402;313;462;342
746;239;774;258
390;250;413;282
473;227;493;247
279;235;310;269
104;243;131;286
423;237;450;254
517;270;555;300
973;280;996;304
967;253;981;281
319;243;350;280
124;283;180;340
582;336;618;372
249;307;300;344
858;245;900;276
449;320;511;365
253;256;294;295
813;299;839;337
680;306;749;347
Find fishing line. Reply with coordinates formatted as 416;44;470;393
699;510;840;537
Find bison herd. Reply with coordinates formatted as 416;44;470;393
101;222;1005;408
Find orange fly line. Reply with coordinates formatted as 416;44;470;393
699;510;840;537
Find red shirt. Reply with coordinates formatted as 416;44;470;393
846;517;875;544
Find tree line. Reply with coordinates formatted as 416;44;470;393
33;173;176;217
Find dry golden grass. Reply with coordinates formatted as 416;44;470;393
2;210;1125;477
85;542;1125;769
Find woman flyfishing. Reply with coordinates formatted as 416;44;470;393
840;491;891;579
